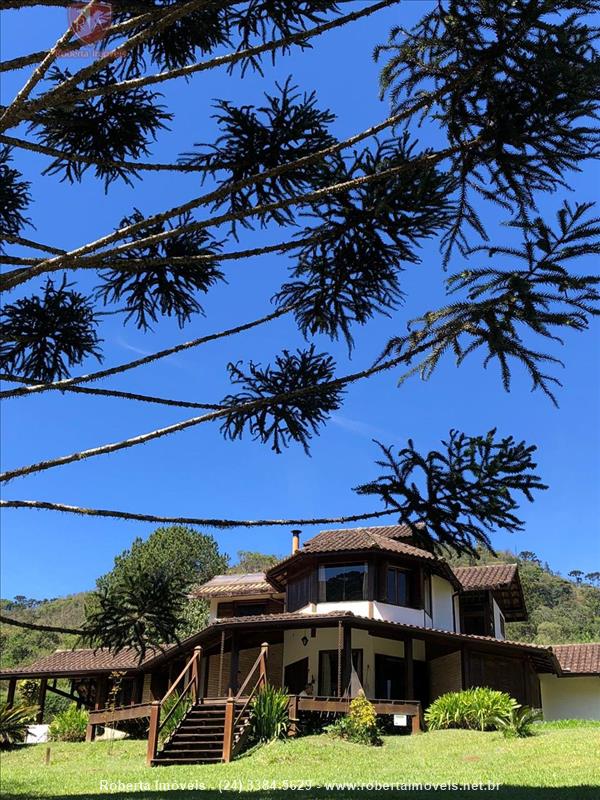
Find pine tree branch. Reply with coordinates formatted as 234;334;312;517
1;233;64;255
0;305;292;400
0;374;222;409
0;7;166;73
0;133;211;174
0;350;410;482
0;613;83;636
14;0;399;121
0;0;97;132
0;498;397;529
2;0;231;130
1;229;327;289
6;137;466;291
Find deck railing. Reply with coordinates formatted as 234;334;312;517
222;641;269;762
146;646;203;766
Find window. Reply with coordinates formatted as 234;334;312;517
235;602;267;617
499;612;506;638
423;572;432;616
386;567;410;606
318;563;367;602
318;649;363;696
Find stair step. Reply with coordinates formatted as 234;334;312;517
153;757;223;765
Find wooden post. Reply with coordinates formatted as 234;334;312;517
259;642;269;685
404;638;414;700
288;695;299;737
6;678;16;709
192;646;202;703
36;678;48;724
218;631;225;697
228;634;239;695
146;701;161;766
411;706;422;734
222;695;235;763
85;720;96;742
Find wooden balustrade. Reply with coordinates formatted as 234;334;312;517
146;646;203;766
222;641;269;763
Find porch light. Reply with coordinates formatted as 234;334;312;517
301;635;309;647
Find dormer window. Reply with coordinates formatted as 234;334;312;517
318;563;367;602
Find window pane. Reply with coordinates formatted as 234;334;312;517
387;567;411;606
319;564;366;602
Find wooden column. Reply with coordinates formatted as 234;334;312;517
342;624;352;697
288;695;299;737
6;678;17;709
228;634;239;695
259;641;269;684
36;678;48;724
222;696;235;763
146;701;160;766
217;631;226;697
404;639;414;700
192;646;203;702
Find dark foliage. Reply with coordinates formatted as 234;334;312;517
220;344;343;453
109;0;231;78
84;570;186;659
0;277;102;382
228;0;340;73
29;66;172;189
355;430;547;557
380;201;600;403
96;209;224;330
0;147;31;252
275;136;456;348
376;0;600;260
179;78;336;233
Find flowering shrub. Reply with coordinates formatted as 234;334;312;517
327;692;382;746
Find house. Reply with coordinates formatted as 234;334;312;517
1;525;598;765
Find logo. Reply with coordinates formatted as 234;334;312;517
68;2;112;45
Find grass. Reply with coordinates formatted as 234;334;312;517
1;723;599;799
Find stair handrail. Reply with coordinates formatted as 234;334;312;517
222;642;269;762
146;645;202;765
233;641;269;728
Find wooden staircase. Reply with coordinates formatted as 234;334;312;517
151;701;252;766
146;643;269;766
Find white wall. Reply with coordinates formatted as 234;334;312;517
431;576;455;632
492;598;505;640
282;627;425;698
540;675;600;720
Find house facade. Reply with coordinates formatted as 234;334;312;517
1;525;598;764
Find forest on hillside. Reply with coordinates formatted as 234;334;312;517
1;549;599;670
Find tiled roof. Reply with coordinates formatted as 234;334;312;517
302;527;436;560
316;525;416;541
0;647;149;677
192;572;276;598
551;643;600;675
452;563;518;591
145;610;558;674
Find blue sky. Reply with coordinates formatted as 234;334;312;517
1;1;599;600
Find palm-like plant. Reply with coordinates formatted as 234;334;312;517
494;706;543;738
0;702;36;748
250;685;289;743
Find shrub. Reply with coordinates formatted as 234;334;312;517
0;702;36;748
494;706;543;738
250;685;289;742
425;688;518;732
48;703;88;742
327;692;383;746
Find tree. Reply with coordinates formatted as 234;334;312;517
230;551;281;573
1;0;599;653
84;526;228;654
569;570;585;584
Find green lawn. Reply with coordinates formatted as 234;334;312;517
1;724;599;800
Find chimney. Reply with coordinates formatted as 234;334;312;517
291;529;301;554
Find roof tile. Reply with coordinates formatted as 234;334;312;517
552;643;600;675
